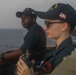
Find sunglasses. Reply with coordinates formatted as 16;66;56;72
44;21;64;28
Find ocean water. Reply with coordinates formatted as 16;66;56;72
0;29;76;53
0;29;27;53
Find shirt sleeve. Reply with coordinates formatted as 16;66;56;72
20;29;38;53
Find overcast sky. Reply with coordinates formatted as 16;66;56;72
0;0;76;29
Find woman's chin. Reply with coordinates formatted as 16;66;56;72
47;35;51;38
47;35;54;39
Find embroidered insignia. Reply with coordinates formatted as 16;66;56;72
49;4;58;10
59;13;66;19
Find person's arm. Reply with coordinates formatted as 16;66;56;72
0;49;23;64
20;30;38;53
17;59;34;75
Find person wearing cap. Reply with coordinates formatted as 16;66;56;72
16;3;76;75
15;8;46;65
0;8;46;75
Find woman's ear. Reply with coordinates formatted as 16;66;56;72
61;22;69;31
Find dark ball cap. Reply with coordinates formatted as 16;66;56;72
16;8;37;18
36;3;76;26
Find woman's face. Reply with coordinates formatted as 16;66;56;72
44;20;64;39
